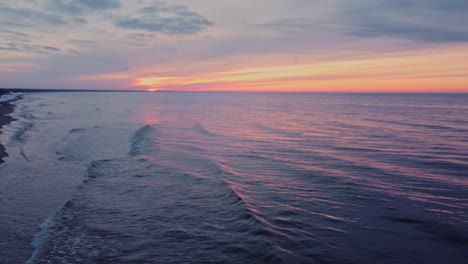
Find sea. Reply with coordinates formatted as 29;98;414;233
0;92;467;263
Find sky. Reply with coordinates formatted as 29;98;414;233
1;0;468;92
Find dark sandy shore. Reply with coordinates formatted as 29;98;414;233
0;92;18;164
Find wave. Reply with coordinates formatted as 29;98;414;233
7;98;36;142
27;199;124;264
27;159;134;264
12;122;33;142
28;150;286;263
191;124;217;136
68;128;85;134
128;124;158;156
366;118;468;133
255;124;303;138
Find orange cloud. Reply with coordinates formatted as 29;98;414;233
135;77;176;87
75;44;468;93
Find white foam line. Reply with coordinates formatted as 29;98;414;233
0;93;24;102
26;215;55;264
0;92;25;102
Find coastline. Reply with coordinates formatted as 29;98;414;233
0;95;20;164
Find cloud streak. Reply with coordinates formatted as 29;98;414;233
0;43;61;53
113;2;213;35
262;0;468;43
0;6;67;28
344;0;468;43
48;0;121;14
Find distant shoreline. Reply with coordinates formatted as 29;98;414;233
1;88;467;94
1;88;145;93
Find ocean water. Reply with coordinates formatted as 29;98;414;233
0;92;467;263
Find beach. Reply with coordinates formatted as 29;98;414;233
0;93;18;164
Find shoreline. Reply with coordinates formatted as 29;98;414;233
0;96;20;164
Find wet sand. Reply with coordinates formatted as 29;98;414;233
0;96;18;164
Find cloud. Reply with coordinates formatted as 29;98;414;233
43;46;61;52
262;18;338;33
76;0;121;10
0;30;29;38
72;18;87;25
262;0;468;43
0;6;67;28
68;39;97;48
0;43;61;53
0;30;31;43
344;0;468;43
262;19;310;33
0;5;67;55
381;0;468;12
48;0;121;14
113;2;213;35
39;49;130;77
348;20;468;43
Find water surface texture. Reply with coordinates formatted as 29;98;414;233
1;92;467;263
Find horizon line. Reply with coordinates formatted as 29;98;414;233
1;88;468;94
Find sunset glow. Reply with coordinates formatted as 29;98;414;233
135;77;175;88
1;1;467;92
120;45;468;92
